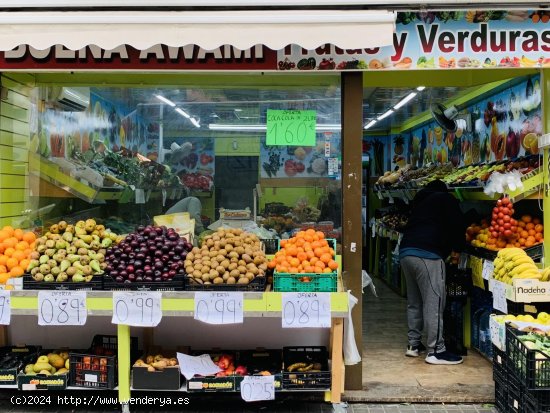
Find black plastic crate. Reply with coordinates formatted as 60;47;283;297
507;372;525;413
446;265;472;299
184;274;266;291
69;352;116;389
282;346;331;391
103;274;184;291
493;345;507;382
261;239;279;255
506;324;550;390
494;367;508;413
444;300;467;356
523;387;550;413
68;334;139;390
23;274;103;291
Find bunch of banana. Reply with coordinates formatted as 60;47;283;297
541;268;550;282
493;248;541;284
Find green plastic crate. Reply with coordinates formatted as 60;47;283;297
273;272;337;292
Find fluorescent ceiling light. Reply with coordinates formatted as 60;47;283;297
208;124;341;131
416;86;426;91
364;120;377;130
364;121;376;130
175;108;191;119
156;95;176;107
377;109;393;121
190;118;201;128
393;92;417;110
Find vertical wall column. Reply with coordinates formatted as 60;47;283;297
543;69;550;268
341;72;363;390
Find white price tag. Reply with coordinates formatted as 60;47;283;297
482;260;494;281
135;188;146;204
194;292;243;325
176;353;221;380
38;291;86;326
240;375;275;402
282;292;331;328
0;291;10;325
492;281;508;314
111;292;162;327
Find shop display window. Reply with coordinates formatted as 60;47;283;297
16;77;342;247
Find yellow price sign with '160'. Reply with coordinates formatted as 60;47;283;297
266;110;316;147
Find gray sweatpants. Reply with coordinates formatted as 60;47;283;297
400;256;446;353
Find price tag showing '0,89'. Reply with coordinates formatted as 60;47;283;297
38;291;86;326
282;292;331;329
240;375;275;402
194;292;243;325
112;292;162;327
266;110;316;147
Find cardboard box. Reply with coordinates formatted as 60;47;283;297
512;279;550;303
186;350;237;392
133;366;181;390
17;372;68;390
132;347;187;390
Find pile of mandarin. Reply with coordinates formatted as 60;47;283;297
268;229;338;274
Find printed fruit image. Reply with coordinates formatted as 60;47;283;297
269;229;338;279
434;126;443;145
29;220;119;283
105;226;193;284
522;132;539;155
393;135;404;155
0;226;37;284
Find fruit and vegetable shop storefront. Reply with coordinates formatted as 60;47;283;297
0;2;549;408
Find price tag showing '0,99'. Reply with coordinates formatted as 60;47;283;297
112;292;162;327
282;292;331;329
194;292;243;325
38;291;86;326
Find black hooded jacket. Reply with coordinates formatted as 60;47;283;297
400;180;467;260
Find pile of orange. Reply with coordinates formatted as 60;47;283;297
0;226;36;283
516;215;544;248
268;229;338;274
468;215;544;251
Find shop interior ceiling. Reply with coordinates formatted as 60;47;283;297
96;85;475;135
362;85;478;132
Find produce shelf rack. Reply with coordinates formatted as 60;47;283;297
5;290;349;404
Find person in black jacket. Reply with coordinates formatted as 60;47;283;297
399;179;467;365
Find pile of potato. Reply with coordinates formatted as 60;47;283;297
184;228;267;285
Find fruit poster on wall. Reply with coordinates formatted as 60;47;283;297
167;138;215;192
260;133;341;179
363;136;392;175
394;75;542;169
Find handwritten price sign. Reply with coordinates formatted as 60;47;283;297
240;375;275;402
266;110;316;147
0;291;10;325
282;292;331;328
38;291;86;326
112;292;162;327
194;292;243;325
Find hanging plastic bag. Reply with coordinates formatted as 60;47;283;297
362;270;378;297
344;291;361;365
